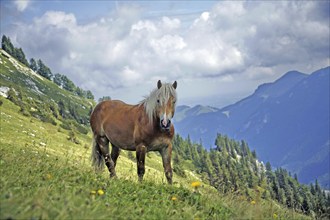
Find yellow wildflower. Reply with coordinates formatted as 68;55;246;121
273;213;278;219
97;189;105;195
171;196;177;201
250;200;256;205
46;174;52;180
191;181;201;188
90;190;96;195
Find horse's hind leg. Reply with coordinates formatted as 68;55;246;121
96;136;116;178
110;145;121;169
111;144;120;176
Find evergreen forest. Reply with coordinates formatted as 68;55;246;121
172;134;330;217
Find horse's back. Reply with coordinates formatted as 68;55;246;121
90;100;138;142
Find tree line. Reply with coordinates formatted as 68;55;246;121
172;133;330;218
1;35;94;100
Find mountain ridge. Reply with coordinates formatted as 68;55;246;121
175;66;330;188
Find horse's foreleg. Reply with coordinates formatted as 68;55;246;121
136;145;146;182
160;143;173;184
111;145;121;167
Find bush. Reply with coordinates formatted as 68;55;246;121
75;123;89;135
60;119;89;134
19;105;31;117
127;151;135;161
60;120;72;130
31;109;57;125
67;131;80;144
173;165;186;177
7;88;18;104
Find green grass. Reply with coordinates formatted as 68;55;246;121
0;98;310;219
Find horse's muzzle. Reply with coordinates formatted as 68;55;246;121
160;119;171;131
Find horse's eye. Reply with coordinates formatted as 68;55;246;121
157;99;160;104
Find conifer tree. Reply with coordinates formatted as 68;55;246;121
61;75;76;92
173;153;186;177
14;47;29;66
29;58;38;72
53;73;63;86
1;35;14;55
37;59;53;80
86;90;94;100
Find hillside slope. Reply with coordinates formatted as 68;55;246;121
0;48;93;130
1;95;310;219
175;67;330;187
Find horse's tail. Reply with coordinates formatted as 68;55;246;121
91;136;104;172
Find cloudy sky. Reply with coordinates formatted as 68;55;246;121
1;0;329;108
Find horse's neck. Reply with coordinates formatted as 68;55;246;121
137;104;158;131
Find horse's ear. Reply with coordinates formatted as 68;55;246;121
172;81;177;89
157;80;162;89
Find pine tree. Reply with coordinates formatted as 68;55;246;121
86;90;94;100
1;35;14;55
1;35;28;66
58;100;66;118
301;186;313;214
173;153;186;177
14;47;29;66
314;179;321;195
37;59;53;80
265;162;271;171
240;140;249;157
61;75;76;92
294;173;298;182
76;87;86;97
29;58;38;72
53;73;62;86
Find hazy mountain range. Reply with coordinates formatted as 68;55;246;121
175;66;330;188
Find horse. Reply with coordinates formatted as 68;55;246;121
90;80;177;184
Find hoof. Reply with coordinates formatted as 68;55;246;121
110;173;117;179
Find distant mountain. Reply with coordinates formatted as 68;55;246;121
173;104;219;123
175;67;330;188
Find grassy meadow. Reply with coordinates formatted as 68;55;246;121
0;97;310;219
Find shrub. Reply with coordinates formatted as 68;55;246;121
60;120;72;130
75;123;89;135
67;131;80;144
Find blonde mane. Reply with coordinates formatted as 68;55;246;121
140;83;177;123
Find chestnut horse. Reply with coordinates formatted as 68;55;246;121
90;80;177;184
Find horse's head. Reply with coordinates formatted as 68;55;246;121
154;80;177;131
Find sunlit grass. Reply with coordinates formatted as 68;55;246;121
0;98;310;219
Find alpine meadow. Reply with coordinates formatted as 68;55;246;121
1;35;329;220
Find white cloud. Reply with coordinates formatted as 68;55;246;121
201;12;210;22
150;35;186;54
161;16;181;30
14;0;30;12
34;11;77;28
6;1;329;106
